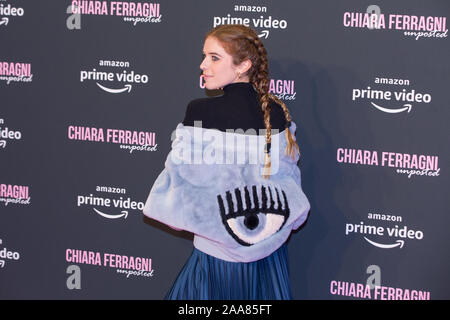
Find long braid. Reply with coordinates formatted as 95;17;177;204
248;35;300;179
246;35;272;179
267;93;301;159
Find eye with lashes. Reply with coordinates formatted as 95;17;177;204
217;185;290;246
201;54;219;62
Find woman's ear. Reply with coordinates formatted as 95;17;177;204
238;59;252;74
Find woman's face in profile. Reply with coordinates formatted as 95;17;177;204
200;36;245;90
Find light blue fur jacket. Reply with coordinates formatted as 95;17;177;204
143;121;310;262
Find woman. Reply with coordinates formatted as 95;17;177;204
143;24;310;300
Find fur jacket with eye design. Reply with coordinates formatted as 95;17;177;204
143;121;310;262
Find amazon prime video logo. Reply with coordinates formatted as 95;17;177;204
352;77;432;114
345;211;424;249
213;4;288;39
76;185;144;220
79;59;149;94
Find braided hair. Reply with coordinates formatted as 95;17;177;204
205;24;300;179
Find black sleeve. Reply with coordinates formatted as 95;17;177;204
269;101;287;131
182;101;196;126
183;98;210;127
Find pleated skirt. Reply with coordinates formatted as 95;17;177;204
165;242;292;300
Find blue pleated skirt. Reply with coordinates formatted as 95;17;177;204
165;242;292;300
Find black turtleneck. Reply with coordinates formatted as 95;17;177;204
182;82;287;134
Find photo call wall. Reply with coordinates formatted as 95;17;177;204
1;0;449;300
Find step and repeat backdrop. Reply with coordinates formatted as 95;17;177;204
1;0;449;299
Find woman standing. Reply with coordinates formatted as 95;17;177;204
143;24;310;300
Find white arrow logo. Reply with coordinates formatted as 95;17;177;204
93;208;128;219
364;237;405;249
258;30;269;39
0;140;6;148
0;17;9;26
96;82;132;94
370;102;412;113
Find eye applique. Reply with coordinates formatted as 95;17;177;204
217;185;290;246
